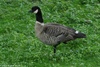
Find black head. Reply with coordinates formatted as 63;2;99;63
29;6;43;22
29;6;40;14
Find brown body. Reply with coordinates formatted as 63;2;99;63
35;21;82;46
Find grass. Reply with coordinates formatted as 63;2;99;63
0;0;100;67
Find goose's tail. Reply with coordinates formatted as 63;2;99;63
74;31;86;38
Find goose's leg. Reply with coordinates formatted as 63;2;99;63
54;46;57;54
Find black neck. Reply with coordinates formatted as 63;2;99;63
36;9;43;23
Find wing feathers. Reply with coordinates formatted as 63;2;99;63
43;24;69;37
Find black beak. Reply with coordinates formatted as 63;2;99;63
28;10;33;13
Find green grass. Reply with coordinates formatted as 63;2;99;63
0;0;100;67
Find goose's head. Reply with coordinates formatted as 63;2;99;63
29;6;40;14
29;6;43;22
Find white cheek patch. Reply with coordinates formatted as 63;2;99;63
34;9;38;14
75;31;79;34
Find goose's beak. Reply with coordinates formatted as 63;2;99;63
28;10;33;13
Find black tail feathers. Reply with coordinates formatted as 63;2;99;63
74;32;86;38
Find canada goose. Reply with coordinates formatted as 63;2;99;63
29;6;86;54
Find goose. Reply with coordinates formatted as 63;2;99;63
29;6;86;54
